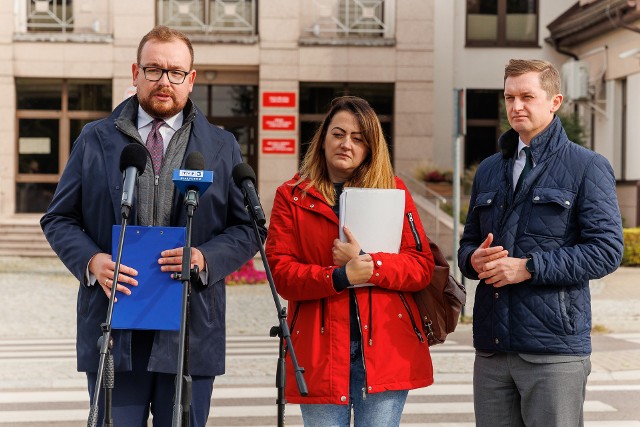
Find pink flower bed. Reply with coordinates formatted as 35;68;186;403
225;259;267;285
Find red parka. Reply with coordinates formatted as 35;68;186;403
265;175;436;404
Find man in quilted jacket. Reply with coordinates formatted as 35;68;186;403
458;59;623;427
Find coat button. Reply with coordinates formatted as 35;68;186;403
534;196;540;201
368;386;372;391
494;292;499;299
340;396;347;402
375;273;379;277
398;313;403;319
487;198;492;203
293;196;298;201
363;325;368;330
376;260;382;266
565;200;571;206
495;338;499;344
310;203;315;208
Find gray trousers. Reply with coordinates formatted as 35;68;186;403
473;352;591;427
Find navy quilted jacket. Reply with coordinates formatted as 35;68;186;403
458;116;623;355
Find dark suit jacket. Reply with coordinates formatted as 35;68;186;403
41;97;264;376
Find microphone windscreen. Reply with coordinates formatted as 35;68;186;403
185;151;205;171
119;143;148;174
232;163;256;187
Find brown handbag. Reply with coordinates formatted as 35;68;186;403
412;239;466;346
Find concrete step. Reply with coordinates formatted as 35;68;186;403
0;218;55;257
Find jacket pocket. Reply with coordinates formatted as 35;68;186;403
525;187;575;238
473;190;498;235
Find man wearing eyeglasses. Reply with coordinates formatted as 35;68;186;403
41;25;265;425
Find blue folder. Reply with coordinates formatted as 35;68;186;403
111;225;185;331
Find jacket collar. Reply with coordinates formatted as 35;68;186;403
499;115;567;163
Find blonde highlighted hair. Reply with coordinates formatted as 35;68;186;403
297;96;395;205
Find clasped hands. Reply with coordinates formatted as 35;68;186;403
471;233;531;287
89;247;206;300
332;226;374;286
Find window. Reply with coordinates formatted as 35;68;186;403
466;0;538;47
299;83;394;165
464;89;502;167
191;84;259;175
301;0;395;42
26;0;73;32
15;78;112;213
157;0;257;36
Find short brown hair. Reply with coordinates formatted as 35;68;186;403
298;96;395;205
137;26;194;69
504;59;561;99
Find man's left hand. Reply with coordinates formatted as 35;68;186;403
159;247;207;276
478;256;531;287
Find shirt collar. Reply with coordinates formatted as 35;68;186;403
517;137;528;157
137;106;183;131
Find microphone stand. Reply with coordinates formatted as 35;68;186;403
246;208;308;426
172;189;199;427
87;205;132;427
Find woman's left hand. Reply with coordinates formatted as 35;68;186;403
332;226;362;266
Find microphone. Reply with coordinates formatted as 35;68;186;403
119;143;148;219
172;152;214;212
232;163;266;226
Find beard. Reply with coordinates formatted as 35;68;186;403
138;88;186;119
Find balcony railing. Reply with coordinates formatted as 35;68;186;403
157;0;257;36
301;0;395;42
14;0;112;40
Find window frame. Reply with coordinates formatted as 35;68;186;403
465;0;539;48
14;78;111;213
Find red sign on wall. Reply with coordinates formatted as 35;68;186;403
262;138;295;154
262;115;296;131
263;92;296;108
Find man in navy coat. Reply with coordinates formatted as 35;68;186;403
41;25;265;425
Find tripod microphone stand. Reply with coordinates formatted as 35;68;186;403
232;162;307;426
171;188;199;427
253;218;308;426
87;217;127;427
88;143;147;427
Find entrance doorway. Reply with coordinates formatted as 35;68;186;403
191;84;259;177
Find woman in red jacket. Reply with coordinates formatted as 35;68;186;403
265;96;435;426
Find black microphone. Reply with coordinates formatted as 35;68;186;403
119;143;147;218
232;163;266;226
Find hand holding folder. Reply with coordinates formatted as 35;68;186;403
111;225;185;331
339;188;405;253
338;188;405;287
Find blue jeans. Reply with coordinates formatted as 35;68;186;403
300;341;409;427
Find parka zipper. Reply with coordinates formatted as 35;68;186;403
153;174;160;226
367;287;373;346
352;288;368;400
320;299;325;335
398;292;425;343
407;212;422;251
405;211;426;342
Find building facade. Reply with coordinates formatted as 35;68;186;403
0;0;435;225
547;0;640;227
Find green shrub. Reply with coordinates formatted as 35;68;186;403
622;228;640;266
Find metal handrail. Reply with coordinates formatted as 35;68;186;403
398;171;450;241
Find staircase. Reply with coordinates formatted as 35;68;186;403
398;172;464;261
0;215;56;257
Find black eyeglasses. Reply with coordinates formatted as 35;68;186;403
139;65;191;84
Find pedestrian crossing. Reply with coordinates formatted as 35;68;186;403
0;335;639;426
